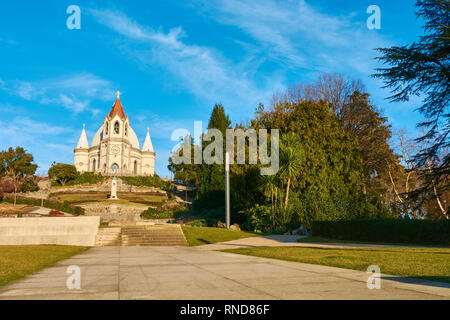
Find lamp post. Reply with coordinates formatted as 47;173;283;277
225;152;230;229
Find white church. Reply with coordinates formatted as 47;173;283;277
74;92;155;176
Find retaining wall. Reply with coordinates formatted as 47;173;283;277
0;216;100;246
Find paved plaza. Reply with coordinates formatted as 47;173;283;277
0;246;449;300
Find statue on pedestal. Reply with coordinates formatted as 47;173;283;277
111;176;118;200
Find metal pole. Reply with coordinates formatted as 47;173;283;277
225;152;230;229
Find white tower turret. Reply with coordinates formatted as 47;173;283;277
141;128;155;175
142;128;154;152
74;124;89;172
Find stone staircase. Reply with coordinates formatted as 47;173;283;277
95;224;188;247
95;227;122;246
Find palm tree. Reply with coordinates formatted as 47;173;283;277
279;133;304;209
258;174;279;228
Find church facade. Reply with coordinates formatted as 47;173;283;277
74;92;155;176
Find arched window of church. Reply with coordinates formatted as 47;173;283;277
114;121;120;134
134;160;137;175
125;124;128;136
105;122;109;135
111;163;119;174
93;159;96;172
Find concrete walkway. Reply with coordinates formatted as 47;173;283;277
197;235;446;250
0;246;448;300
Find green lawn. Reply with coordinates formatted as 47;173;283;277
58;194;105;202
58;193;165;203
0;245;89;286
79;200;150;206
119;194;165;202
298;236;450;248
182;226;260;246
223;246;450;283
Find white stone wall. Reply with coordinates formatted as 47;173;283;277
0;216;100;246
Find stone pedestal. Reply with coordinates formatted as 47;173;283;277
111;176;118;200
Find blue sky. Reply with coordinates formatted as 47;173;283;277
0;0;424;177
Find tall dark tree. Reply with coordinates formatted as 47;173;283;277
374;0;449;215
256;99;364;201
341;91;402;202
194;104;232;211
207;104;231;135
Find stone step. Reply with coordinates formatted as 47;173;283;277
96;242;121;244
122;244;188;247
121;239;187;243
122;234;185;236
122;240;187;243
121;232;182;235
121;234;185;237
95;224;188;247
122;241;187;244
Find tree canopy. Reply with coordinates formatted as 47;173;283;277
48;163;79;186
374;0;449;205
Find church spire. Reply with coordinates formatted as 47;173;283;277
142;128;154;152
109;91;126;119
76;124;89;149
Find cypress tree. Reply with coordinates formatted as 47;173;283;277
195;104;232;211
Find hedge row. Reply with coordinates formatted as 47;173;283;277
120;175;171;190
2;195;85;216
140;208;174;219
311;219;450;245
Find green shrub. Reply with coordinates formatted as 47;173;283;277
193;190;224;211
311;219;450;245
292;191;392;229
140;206;190;220
121;175;171;190
20;176;39;192
130;200;166;206
247;205;273;232
187;219;208;227
140;207;174;219
71;172;106;185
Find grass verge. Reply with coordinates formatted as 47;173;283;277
0;245;89;286
298;236;450;248
223;246;450;283
78;200;150;206
182;226;260;246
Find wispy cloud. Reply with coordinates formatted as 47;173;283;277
132;111;196;141
191;0;391;77
0;116;78;172
88;8;283;110
1;73;115;114
1;117;71;142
